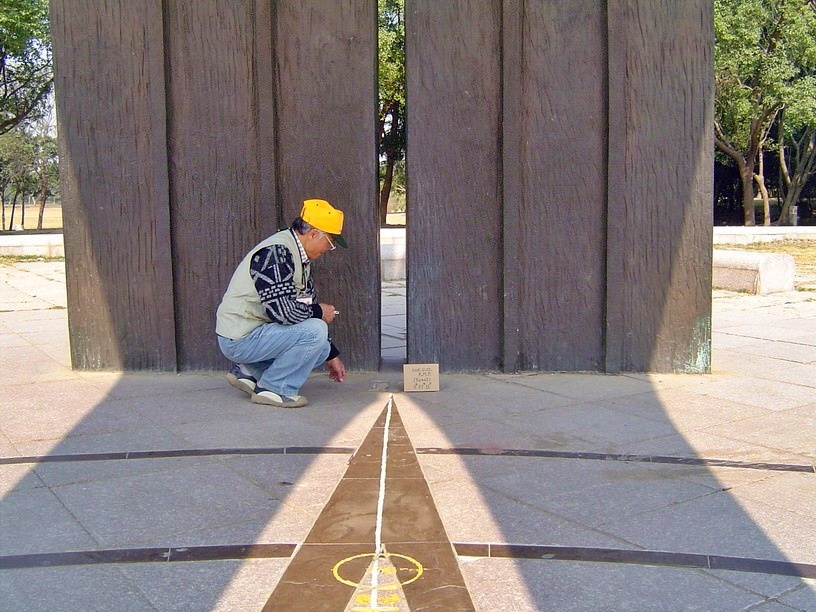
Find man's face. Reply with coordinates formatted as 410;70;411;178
303;229;336;260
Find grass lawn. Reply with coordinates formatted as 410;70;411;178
3;204;63;230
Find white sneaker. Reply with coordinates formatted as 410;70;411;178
251;386;308;408
226;364;256;395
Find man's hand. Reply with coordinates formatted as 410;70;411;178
320;303;337;324
327;356;346;382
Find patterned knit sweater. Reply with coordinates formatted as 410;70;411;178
249;240;340;360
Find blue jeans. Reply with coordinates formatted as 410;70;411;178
218;318;331;397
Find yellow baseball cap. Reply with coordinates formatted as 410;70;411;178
300;198;347;248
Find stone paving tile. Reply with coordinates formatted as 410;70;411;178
502;403;685;452
2;397;153;443
33;457;213;489
0;344;75;384
600;388;772;433
400;414;550;450
615;429;814;466
14;314;69;343
788;401;816;419
0;331;34;348
159;400;380;449
623;371;723;390
0;375;109;413
381;303;405;317
163;512;314;549
775;580;816;610
49;462;280;549
700;410;816;460
493;372;657;403
705;568;814;600
398;376;579;416
382;316;406;329
2;487;97;555
713;350;816;387
382;346;407;362
682;375;815;411
602;490;816;563
123;390;271;427
726;471;816;518
726;336;816;363
12;427;192;458
684;464;803;492
464;458;719;530
0;307;68;332
429;477;635;550
221;453;348;495
381;333;405;349
712;330;759;351
119;559;288;611
460;558;766;611
715;320;816;343
80;371;225;400
0;565;154;611
0;463;45;495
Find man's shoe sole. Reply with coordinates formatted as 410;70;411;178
226;372;255;395
251;392;308;408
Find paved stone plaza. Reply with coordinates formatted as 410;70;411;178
1;261;814;610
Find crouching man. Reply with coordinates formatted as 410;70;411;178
215;198;347;407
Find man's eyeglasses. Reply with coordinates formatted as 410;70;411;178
321;232;336;251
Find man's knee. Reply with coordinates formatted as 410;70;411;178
299;318;329;344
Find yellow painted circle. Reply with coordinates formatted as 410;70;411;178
332;552;424;589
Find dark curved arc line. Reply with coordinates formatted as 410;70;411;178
3;542;814;580
453;543;816;579
0;544;297;569
417;447;816;474
0;446;356;465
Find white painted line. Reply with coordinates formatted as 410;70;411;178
370;394;393;608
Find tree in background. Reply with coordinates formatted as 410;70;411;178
0;128;35;229
714;0;816;225
29;106;58;228
378;0;406;226
0;106;57;230
776;68;816;224
0;0;52;135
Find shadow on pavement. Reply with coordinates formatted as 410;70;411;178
1;264;815;609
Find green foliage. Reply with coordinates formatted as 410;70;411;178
0;125;59;228
377;0;406;221
0;129;35;195
714;0;816;223
0;0;52;134
715;0;816;149
378;0;405;109
378;0;406;163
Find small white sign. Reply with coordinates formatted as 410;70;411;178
403;363;440;392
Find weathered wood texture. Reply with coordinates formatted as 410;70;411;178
517;1;607;371
164;0;277;370
50;0;176;370
406;0;712;372
610;0;714;372
52;0;378;371
52;0;712;373
406;0;504;370
275;0;380;371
